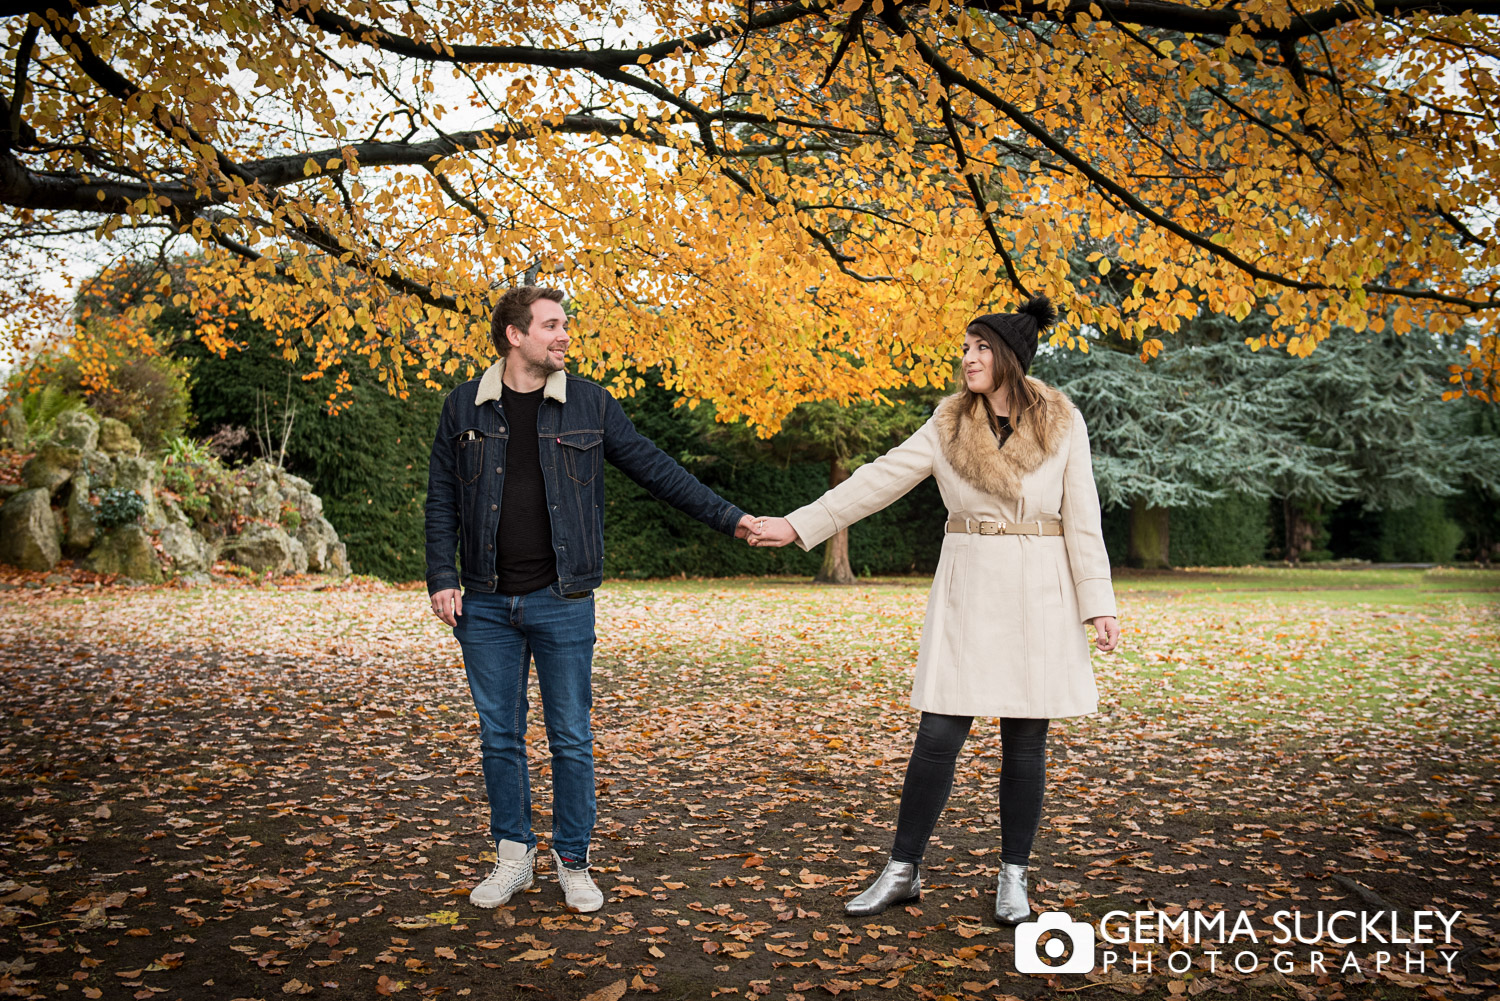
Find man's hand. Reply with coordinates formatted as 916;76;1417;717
748;516;800;548
1089;615;1120;653
735;514;759;540
431;588;463;627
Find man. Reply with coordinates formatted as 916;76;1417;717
426;286;759;912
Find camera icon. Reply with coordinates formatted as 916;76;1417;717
1015;911;1096;974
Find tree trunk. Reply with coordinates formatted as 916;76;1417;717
1128;498;1171;569
814;457;857;585
1282;496;1297;563
1282;497;1321;564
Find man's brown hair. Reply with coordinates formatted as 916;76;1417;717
490;286;566;356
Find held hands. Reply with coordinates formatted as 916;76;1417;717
1089;615;1120;653
743;515;799;548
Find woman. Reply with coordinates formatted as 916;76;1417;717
749;295;1120;923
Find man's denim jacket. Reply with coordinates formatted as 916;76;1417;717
425;359;746;597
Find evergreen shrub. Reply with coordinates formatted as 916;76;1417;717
1374;498;1463;563
1170;493;1271;565
94;488;145;529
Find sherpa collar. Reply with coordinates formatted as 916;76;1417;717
475;357;568;406
933;377;1073;498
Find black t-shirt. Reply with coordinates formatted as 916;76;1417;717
495;384;558;595
993;414;1012;446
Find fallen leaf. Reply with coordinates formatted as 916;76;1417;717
580;979;627;1001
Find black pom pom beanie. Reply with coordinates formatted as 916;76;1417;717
969;295;1058;374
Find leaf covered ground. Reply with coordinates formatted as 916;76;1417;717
0;567;1496;1001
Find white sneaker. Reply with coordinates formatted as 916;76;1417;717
469;839;535;908
551;849;604;913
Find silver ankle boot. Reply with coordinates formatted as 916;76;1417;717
994;862;1030;924
844;859;921;917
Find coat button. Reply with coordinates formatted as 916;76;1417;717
495;466;503;474
487;544;493;551
490;503;498;511
498;426;506;433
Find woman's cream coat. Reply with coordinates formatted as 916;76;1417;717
785;380;1116;719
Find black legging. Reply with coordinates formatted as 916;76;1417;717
890;713;1049;867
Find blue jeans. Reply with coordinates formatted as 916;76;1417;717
453;584;597;860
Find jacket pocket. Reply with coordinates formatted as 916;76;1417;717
455;429;485;485
557;430;603;485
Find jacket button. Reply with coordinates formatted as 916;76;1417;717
487;544;493;550
495;466;503;474
490;504;498;511
498;426;506;433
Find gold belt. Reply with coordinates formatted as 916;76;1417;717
945;518;1063;537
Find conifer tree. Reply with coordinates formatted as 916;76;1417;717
1037;316;1500;564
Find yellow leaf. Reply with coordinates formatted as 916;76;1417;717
580;979;627;1001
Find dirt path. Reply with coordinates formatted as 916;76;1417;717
2;631;1493;1001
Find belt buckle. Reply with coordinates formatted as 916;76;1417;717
980;521;1001;535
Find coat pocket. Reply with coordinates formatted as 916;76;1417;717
1052;545;1077;621
557;430;603;485
455;429;485;485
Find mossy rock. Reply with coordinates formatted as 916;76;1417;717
97;417;141;455
65;473;96;552
22;442;83;495
0;488;61;571
158;523;213;575
54;410;99;451
221;522;295;573
87;524;163;582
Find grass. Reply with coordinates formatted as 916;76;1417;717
596;568;1500;721
1084;567;1500;726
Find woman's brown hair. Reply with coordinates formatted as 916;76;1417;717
957;322;1047;445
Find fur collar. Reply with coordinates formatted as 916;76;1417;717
475;358;568;406
933;378;1074;498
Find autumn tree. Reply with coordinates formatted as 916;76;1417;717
3;0;1499;429
696;394;937;582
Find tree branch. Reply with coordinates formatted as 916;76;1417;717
3;22;40;151
936;91;1031;297
967;0;1500;42
277;0;833;70
883;5;1500;311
